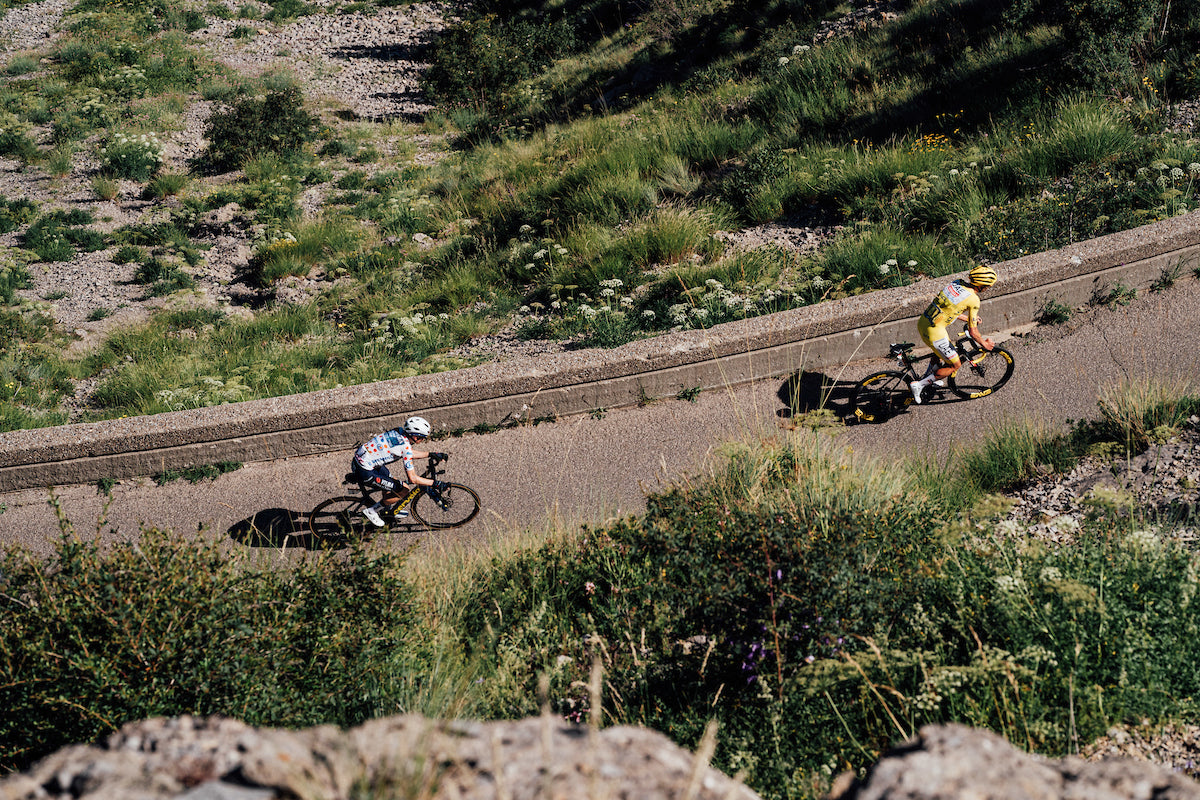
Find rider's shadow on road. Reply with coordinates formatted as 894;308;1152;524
776;370;860;422
228;508;427;550
228;508;326;550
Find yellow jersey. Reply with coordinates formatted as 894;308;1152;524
917;279;980;342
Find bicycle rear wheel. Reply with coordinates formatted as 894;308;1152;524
949;342;1015;399
309;496;374;538
411;483;481;529
851;370;911;423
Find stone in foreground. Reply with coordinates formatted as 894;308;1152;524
0;714;761;800
827;723;1200;800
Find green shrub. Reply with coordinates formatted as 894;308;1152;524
0;260;29;304
91;176;121;201
50;111;92;144
3;55;40;76
111;244;145;264
421;16;578;110
23;210;103;262
0;127;38;164
1036;297;1073;324
132;257;194;296
0;530;417;772
100;132;165;180
454;434;938;778
46;146;73;178
201;86;317;171
0;196;36;235
1006;0;1175;92
265;0;313;21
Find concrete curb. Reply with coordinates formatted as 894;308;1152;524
2;212;1199;492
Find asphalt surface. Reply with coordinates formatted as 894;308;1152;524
2;278;1198;561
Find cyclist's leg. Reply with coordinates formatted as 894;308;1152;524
930;337;961;380
910;328;960;403
354;463;410;516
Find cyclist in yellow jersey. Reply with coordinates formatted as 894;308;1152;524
908;265;998;403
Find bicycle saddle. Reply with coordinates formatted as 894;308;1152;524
889;342;915;355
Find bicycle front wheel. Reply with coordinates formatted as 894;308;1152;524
411;483;481;529
309;496;374;539
949;343;1015;400
851;370;911;424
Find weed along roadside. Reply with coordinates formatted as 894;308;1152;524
0;210;1198;492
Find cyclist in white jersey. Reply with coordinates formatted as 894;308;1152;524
353;416;447;527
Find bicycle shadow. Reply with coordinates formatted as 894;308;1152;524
227;508;431;550
776;370;861;423
228;508;324;549
776;369;977;427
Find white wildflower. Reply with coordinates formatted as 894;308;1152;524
1038;566;1062;584
995;575;1024;594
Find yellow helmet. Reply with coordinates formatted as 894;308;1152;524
968;265;998;288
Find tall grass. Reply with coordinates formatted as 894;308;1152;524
1094;376;1199;451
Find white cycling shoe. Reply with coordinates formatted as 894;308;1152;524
362;505;385;527
909;381;925;404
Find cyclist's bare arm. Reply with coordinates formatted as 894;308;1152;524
405;449;436;487
956;313;993;351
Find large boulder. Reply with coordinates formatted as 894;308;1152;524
827;724;1200;800
0;714;761;800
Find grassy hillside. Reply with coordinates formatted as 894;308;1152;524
4;380;1200;798
0;0;1198;428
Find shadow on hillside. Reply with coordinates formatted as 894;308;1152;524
228;508;327;550
777;370;860;422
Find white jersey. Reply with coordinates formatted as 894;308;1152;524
354;430;414;472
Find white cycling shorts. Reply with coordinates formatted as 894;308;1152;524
929;335;960;365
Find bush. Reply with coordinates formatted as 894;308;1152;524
23;210;103;262
421;16;578;110
100;132;165;181
0;260;29;304
0;196;36;235
0;128;38;165
0;531;418;772
1006;0;1174;92
132;256;194;296
201;86;317;172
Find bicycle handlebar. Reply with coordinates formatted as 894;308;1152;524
424;452;448;479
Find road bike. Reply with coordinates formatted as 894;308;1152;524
851;330;1015;424
308;453;481;538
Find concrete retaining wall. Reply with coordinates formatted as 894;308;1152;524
2;212;1199;492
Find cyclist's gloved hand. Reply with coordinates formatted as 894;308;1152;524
433;480;449;493
430;452;448;461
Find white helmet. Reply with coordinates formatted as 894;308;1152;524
403;416;432;438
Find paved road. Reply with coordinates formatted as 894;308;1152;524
2;279;1198;559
